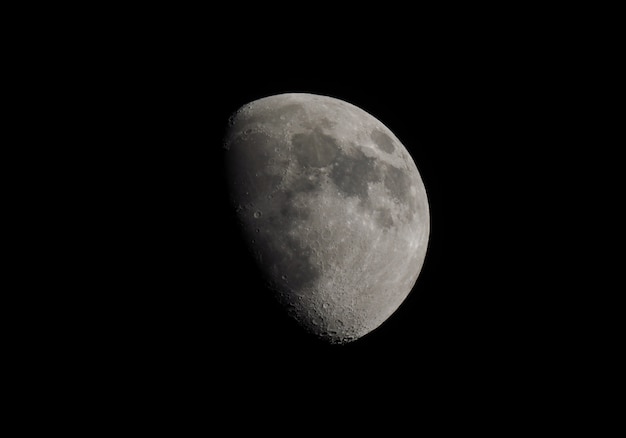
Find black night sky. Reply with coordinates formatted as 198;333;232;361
124;57;547;387
83;17;583;421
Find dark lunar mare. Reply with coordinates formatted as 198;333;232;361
371;128;396;153
329;147;380;202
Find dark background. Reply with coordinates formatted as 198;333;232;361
3;2;610;432
55;10;594;423
108;51;554;393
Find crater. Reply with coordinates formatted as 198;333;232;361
292;128;339;168
371;128;396;154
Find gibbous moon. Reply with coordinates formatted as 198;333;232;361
223;93;429;344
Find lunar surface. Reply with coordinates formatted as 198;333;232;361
223;93;429;344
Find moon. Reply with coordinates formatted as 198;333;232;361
223;93;430;344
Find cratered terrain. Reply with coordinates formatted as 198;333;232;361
223;93;429;344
